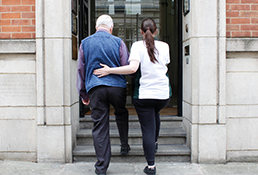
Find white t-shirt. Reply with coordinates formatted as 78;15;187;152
129;40;170;99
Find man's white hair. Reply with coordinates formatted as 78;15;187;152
96;14;113;29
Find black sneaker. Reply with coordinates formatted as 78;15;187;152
95;169;106;175
155;142;158;153
120;144;131;155
143;166;156;175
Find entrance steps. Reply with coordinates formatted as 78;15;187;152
73;115;190;162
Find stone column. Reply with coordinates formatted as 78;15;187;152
182;0;227;163
36;0;79;163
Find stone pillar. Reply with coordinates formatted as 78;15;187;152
182;0;227;163
36;0;79;163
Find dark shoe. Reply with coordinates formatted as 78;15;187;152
120;144;131;155
143;166;156;175
155;142;158;153
95;169;106;175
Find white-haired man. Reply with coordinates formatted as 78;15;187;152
77;14;130;175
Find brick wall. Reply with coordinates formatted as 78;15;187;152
0;0;35;39
226;0;258;37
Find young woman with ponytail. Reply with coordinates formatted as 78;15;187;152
94;18;171;175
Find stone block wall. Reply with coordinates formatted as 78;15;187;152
226;38;258;161
226;0;258;37
0;0;36;161
0;40;37;161
0;0;35;39
0;0;78;163
226;0;258;162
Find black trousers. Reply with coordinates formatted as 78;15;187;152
133;98;169;166
88;86;129;173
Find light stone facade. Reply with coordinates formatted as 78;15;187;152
35;0;79;163
0;0;257;163
182;0;258;163
226;38;258;162
182;0;227;163
0;40;37;161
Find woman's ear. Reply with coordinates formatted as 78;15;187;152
154;29;158;35
140;29;144;35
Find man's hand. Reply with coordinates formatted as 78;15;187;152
82;98;90;105
93;63;111;77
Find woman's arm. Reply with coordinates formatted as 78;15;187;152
93;60;140;78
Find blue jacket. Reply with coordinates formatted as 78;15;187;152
81;30;127;93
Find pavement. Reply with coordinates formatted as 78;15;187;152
1;160;258;175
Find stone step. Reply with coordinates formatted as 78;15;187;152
73;144;191;162
80;115;183;129
77;128;186;146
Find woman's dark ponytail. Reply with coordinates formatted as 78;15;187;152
141;18;158;63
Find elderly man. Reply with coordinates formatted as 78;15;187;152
77;14;130;175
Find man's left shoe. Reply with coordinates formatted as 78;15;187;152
95;169;106;175
120;144;131;155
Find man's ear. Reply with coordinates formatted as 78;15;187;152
110;26;113;34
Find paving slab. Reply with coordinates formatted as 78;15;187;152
199;163;258;175
0;161;62;175
1;160;258;175
59;162;96;175
135;163;204;175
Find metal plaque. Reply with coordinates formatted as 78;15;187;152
183;0;190;16
72;35;78;60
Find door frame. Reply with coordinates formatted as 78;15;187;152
178;0;183;116
78;0;183;117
